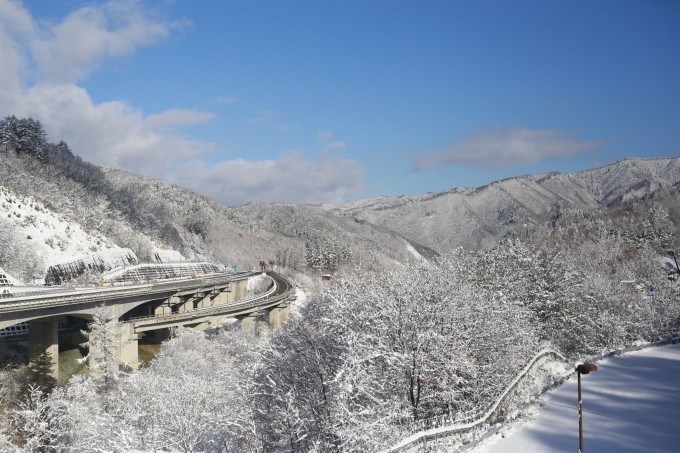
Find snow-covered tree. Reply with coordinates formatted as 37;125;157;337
253;303;344;452
248;258;540;451
325;260;538;449
80;305;123;398
6;386;68;452
0;116;19;155
48;326;266;452
305;232;351;271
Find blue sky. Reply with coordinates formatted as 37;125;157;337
2;1;679;205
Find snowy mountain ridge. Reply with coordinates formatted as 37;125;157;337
1;115;678;283
3;153;679;283
328;156;680;253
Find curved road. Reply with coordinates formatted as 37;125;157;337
123;271;296;329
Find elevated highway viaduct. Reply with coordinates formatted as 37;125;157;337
0;272;296;379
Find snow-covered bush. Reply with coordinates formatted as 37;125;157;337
247;274;273;297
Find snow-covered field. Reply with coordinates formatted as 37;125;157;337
472;343;680;453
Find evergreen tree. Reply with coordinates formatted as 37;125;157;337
16;117;47;161
0;115;19;154
25;350;56;395
80;305;122;400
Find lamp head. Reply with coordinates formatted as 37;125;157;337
576;363;598;374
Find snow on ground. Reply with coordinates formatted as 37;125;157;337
1;186;185;283
471;343;680;453
405;242;424;261
0;185;124;267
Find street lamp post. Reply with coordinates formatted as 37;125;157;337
576;363;598;453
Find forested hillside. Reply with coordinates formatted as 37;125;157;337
0;116;428;283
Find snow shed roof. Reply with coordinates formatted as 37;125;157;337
101;262;227;283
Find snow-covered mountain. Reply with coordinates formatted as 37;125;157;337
577;157;680;204
328;157;680;253
0;128;432;283
1;116;678;283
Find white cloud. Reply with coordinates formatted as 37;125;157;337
414;126;606;170
0;0;208;179
316;130;346;152
145;109;214;130
0;0;35;106
171;150;365;206
31;0;190;83
21;83;214;176
0;1;365;205
0;0;35;37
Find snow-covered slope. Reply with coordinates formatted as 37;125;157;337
0;185;127;266
472;343;680;453
329;173;599;251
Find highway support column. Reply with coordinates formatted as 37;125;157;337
268;304;290;329
229;279;248;302
240;315;254;331
117;322;140;369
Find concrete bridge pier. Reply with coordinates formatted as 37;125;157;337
181;296;196;312
211;287;230;306
117;321;140;369
267;307;281;328
155;304;172;316
28;316;60;380
154;296;181;315
269;302;290;329
267;304;291;328
240;312;264;331
228;279;248;302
